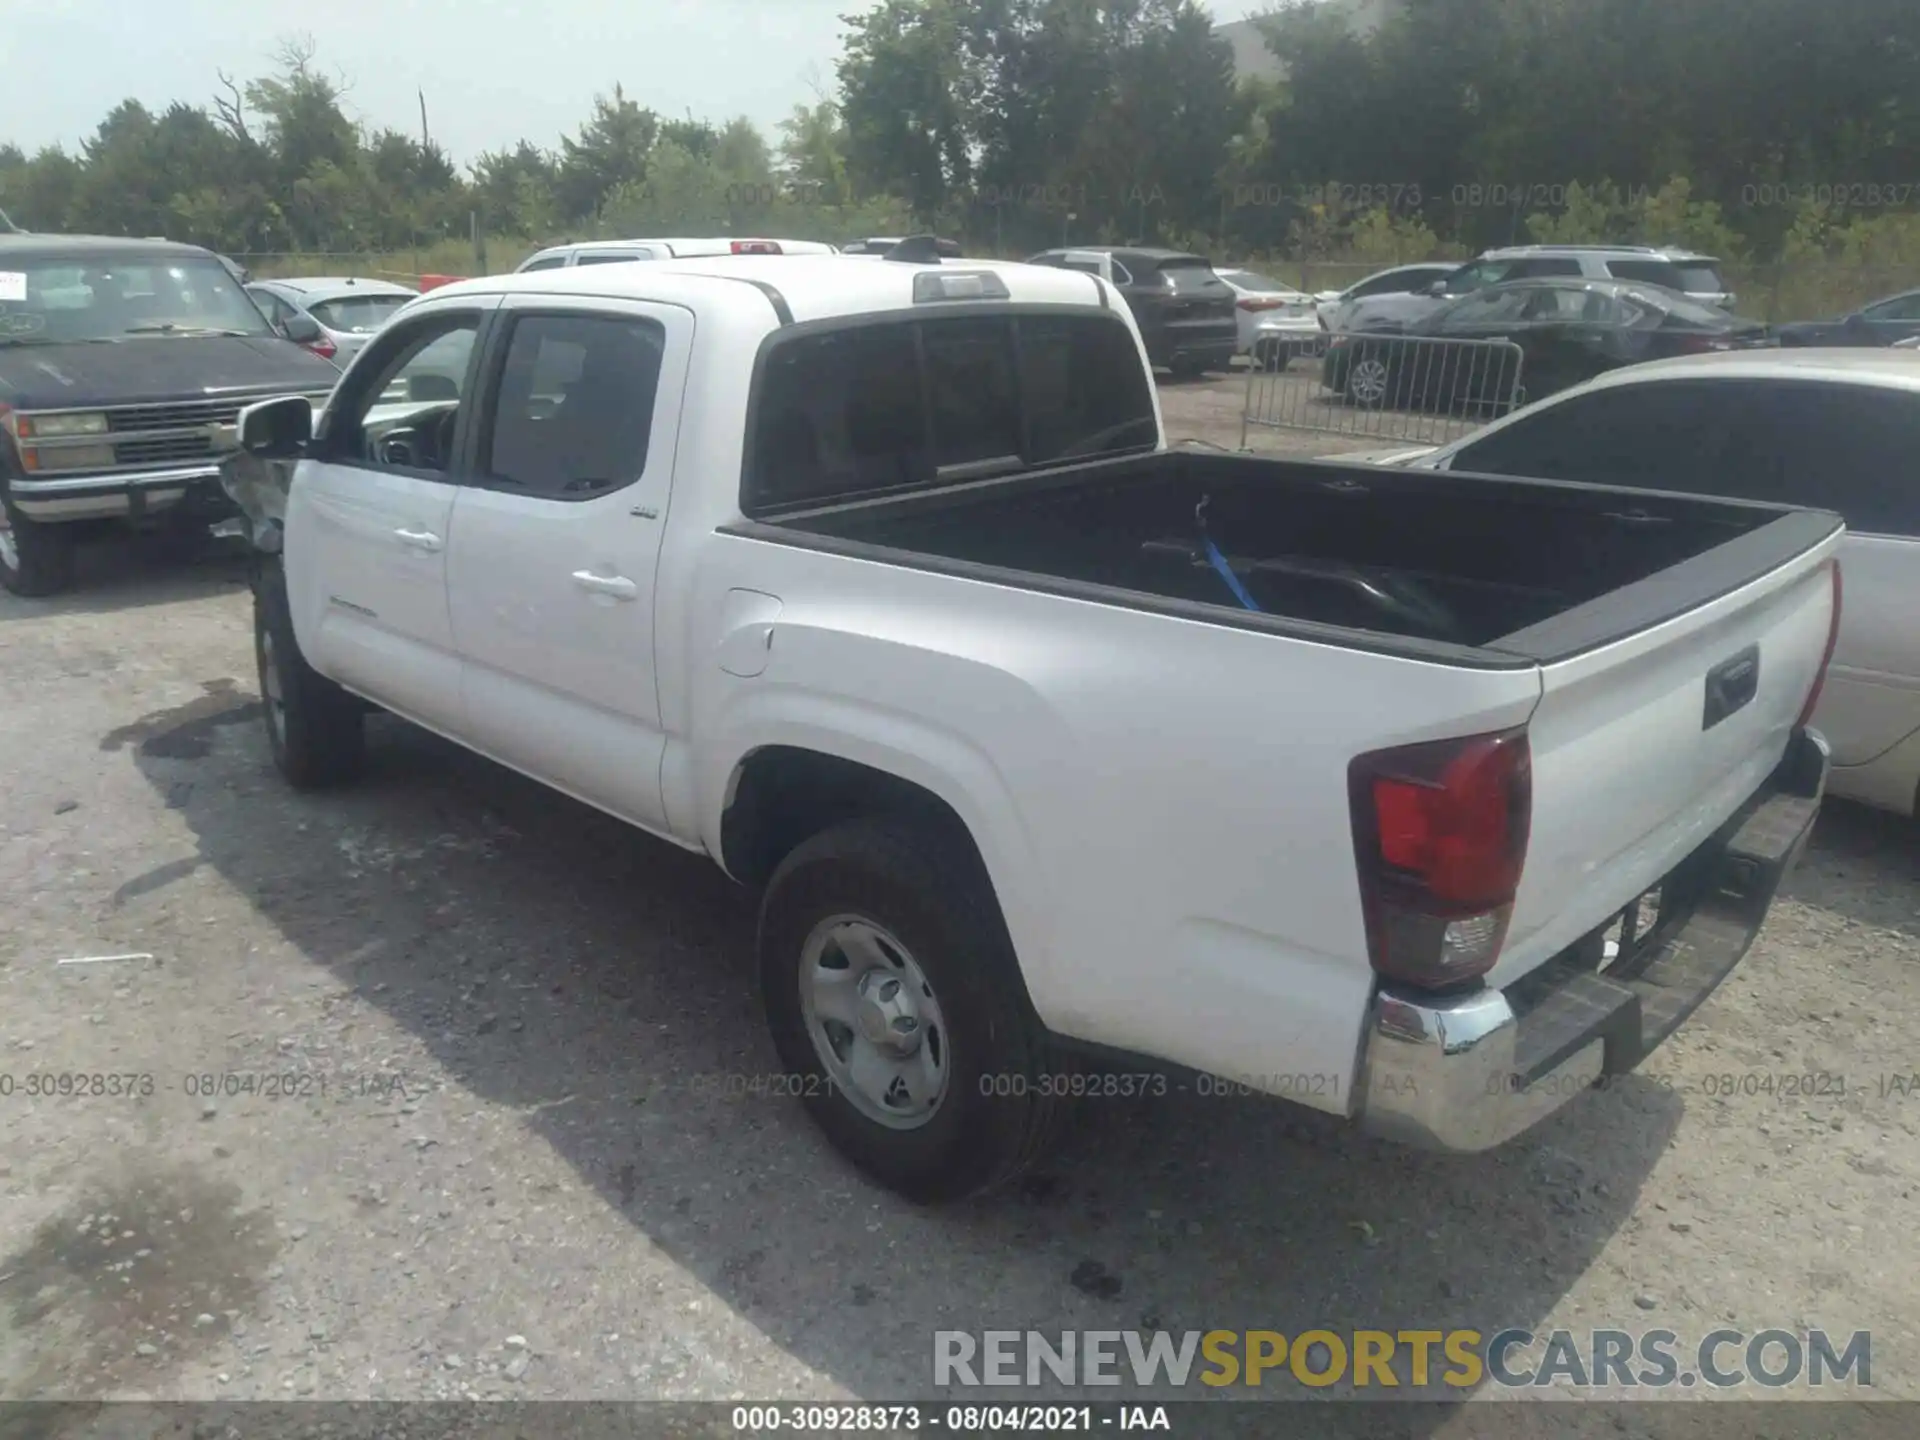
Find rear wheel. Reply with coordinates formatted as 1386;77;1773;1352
254;561;366;789
0;489;77;597
758;817;1072;1203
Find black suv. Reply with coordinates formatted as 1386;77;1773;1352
1025;247;1239;376
0;234;343;596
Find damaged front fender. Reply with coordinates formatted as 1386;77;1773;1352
216;448;295;556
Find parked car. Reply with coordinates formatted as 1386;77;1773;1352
1773;286;1920;348
1338;245;1736;334
1339;349;1913;816
1214;267;1321;367
247;276;418;364
223;251;1836;1201
841;236;960;257
0;233;343;596
1025;247;1238;375
1314;262;1461;330
516;238;837;272
1323;278;1771;411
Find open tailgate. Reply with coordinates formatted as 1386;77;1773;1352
1487;513;1844;984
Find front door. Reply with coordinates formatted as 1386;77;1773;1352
445;295;692;833
283;302;495;734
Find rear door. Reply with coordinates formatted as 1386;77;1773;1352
286;302;495;733
445;294;692;833
1728;380;1920;766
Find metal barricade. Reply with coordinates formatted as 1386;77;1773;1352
1242;332;1526;450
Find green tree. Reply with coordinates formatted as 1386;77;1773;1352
555;85;660;222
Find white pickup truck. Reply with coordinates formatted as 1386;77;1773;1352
224;246;1842;1203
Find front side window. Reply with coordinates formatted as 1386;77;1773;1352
1432;287;1535;329
747;312;1155;511
0;255;273;344
322;312;480;474
520;254;569;272
1447;260;1519;294
482;312;665;499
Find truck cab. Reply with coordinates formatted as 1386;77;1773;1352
0;234;341;596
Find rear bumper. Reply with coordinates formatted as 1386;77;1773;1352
1356;727;1829;1152
10;464;232;523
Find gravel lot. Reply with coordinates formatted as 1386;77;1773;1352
1;392;1915;1427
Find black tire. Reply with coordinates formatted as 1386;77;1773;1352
0;487;78;598
1169;359;1207;380
758;816;1072;1203
254;560;366;790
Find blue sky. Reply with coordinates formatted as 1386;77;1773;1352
2;0;1277;165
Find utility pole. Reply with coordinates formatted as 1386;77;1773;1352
419;90;431;152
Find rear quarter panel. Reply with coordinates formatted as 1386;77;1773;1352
681;537;1543;1110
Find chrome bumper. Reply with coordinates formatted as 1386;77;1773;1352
10;464;226;521
1357;728;1830;1153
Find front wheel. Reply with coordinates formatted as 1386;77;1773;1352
0;489;77;597
1344;350;1393;408
254;562;366;790
758;817;1072;1203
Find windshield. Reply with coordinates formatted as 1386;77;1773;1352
309;294;413;334
0;255;273;343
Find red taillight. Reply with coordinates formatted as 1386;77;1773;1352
732;240;781;255
1349;727;1532;990
1796;561;1843;728
1236;296;1282;311
306;337;337;361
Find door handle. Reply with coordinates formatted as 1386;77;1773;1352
394;527;443;552
572;570;639;601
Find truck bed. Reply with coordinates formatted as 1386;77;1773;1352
751;450;1837;663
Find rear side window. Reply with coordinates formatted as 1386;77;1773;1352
747;312;1154;511
1670;263;1726;294
520;255;568;272
1605;259;1689;288
482;312;665;499
576;252;649;267
1733;381;1919;535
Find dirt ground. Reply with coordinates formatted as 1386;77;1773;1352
1;393;1916;1427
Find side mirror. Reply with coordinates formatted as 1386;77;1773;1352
281;313;323;345
1842;311;1868;328
1424;279;1448;296
238;395;313;459
408;373;459;403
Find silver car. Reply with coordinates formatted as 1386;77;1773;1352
245;277;418;364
